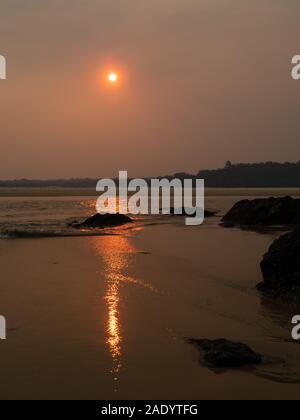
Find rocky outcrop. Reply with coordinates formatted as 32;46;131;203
189;338;262;369
258;229;300;307
222;196;300;229
69;213;132;229
204;210;216;218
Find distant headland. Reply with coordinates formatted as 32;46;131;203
1;161;300;188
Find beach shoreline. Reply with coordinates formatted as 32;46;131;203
1;187;300;198
0;193;300;399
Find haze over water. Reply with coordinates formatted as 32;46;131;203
1;0;300;179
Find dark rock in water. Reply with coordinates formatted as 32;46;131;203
70;213;132;229
222;196;300;229
166;207;217;218
189;338;262;369
204;210;216;218
258;229;300;307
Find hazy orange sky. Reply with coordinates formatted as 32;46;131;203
0;0;300;179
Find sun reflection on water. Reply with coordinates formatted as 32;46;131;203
101;235;132;383
91;231;155;390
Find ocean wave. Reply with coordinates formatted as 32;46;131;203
0;214;171;239
0;219;147;239
0;228;120;239
0;233;11;239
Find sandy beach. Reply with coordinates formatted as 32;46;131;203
0;193;299;399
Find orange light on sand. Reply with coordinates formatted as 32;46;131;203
108;72;119;83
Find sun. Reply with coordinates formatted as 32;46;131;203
108;72;118;83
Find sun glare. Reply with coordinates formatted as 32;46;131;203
108;72;118;83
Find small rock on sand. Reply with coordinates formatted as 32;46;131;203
69;213;132;229
188;338;262;369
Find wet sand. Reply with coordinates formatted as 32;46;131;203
0;211;299;399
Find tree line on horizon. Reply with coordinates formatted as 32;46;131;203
1;161;300;188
